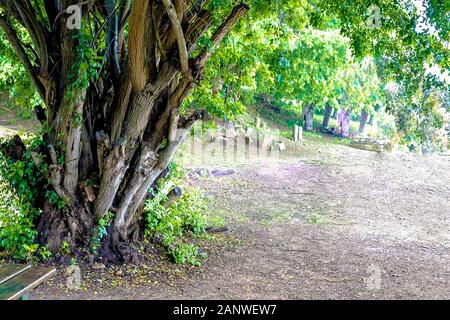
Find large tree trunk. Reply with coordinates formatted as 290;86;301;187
359;109;370;134
322;102;333;128
0;0;249;263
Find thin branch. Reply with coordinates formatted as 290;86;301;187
196;3;249;68
162;0;193;81
91;0;125;46
106;0;121;79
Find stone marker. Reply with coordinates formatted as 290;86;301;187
294;125;303;142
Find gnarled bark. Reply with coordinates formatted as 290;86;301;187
0;0;249;263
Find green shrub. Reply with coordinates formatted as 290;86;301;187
91;211;114;254
144;162;209;266
0;181;39;260
0;133;54;261
168;243;207;266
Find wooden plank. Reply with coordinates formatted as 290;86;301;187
0;264;31;286
0;266;56;300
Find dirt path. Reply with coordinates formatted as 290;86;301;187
0;99;39;138
32;136;450;300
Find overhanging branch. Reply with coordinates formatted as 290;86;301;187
195;3;250;69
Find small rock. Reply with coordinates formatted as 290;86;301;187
206;226;230;234
194;168;211;178
92;263;106;270
211;169;236;177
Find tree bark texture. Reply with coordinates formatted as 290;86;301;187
0;0;249;262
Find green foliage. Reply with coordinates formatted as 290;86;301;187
38;245;52;261
144;163;209;266
0;132;65;260
169;243;206;266
317;0;448;110
0;134;45;259
0;126;43;259
185;0;448;150
184;4;310;119
68;30;104;93
0;148;43;205
0;187;38;260
186;8;382;121
45;190;66;211
60;240;71;255
336;58;382;114
385;83;449;152
0;20;41;110
91;211;114;254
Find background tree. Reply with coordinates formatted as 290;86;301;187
338;58;382;135
273;29;350;131
384;81;449;152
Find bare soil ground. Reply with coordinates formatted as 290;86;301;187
30;134;450;300
0;101;39;138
